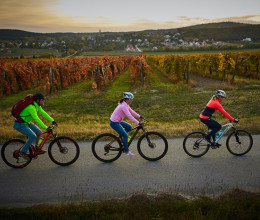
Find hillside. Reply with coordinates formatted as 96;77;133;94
1;22;259;41
0;22;260;57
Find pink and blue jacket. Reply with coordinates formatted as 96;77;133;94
110;101;140;124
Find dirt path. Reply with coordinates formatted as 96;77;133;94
189;73;230;89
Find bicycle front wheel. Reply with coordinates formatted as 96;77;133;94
92;133;123;163
1;139;32;168
183;132;210;157
226;130;253;156
137;132;168;161
48;136;80;166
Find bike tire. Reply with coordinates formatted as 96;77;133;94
48;136;80;166
137;132;168;161
1;139;32;168
226;129;253;156
183;132;210;157
92;133;123;163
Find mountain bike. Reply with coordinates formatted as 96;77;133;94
92;119;168;162
183;121;253;157
1;125;80;168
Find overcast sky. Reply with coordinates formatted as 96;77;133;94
1;0;260;33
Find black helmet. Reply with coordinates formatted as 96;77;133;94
33;93;45;100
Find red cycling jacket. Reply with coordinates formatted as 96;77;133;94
200;98;234;121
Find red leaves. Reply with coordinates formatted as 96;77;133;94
0;56;132;95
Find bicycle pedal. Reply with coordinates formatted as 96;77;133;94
30;155;38;159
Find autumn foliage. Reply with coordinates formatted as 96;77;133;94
146;51;260;83
0;56;132;95
0;54;155;96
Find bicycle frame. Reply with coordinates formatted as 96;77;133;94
127;124;145;147
107;122;147;151
16;125;57;157
215;122;235;143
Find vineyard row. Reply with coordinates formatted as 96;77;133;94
146;51;260;83
0;55;150;96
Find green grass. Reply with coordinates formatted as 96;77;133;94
0;64;260;143
0;189;259;220
1;48;260;58
82;48;260;56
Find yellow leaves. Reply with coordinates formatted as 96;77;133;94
228;58;236;69
148;51;260;81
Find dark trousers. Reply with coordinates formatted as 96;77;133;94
200;118;221;141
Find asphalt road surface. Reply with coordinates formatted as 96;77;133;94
0;135;259;207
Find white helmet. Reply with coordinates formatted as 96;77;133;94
216;90;226;97
123;92;134;100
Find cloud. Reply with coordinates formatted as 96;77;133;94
0;0;259;32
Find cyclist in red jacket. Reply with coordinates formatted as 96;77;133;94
200;90;238;146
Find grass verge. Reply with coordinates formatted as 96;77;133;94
0;189;259;220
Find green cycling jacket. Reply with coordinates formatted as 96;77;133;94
18;101;54;130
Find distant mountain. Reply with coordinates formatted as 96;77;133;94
0;29;43;40
180;22;251;29
0;29;83;40
178;22;260;41
0;22;260;42
143;22;260;41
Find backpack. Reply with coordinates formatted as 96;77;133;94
11;94;34;122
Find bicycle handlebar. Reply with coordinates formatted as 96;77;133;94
230;119;239;123
139;118;146;125
42;124;57;134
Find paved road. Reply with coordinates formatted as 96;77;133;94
0;135;259;207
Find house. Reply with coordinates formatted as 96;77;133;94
242;38;252;42
125;44;135;52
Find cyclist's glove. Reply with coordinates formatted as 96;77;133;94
139;122;144;126
233;119;239;123
140;115;145;120
52;121;58;126
46;126;53;133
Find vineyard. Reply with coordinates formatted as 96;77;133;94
0;54;151;96
146;51;260;83
1;51;260;96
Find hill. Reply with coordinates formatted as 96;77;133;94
0;22;260;57
143;22;260;41
1;22;260;41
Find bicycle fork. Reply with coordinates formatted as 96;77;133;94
143;128;155;148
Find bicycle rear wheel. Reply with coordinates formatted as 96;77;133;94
226;130;253;156
183;132;210;157
48;136;80;166
1;139;32;168
92;133;123;163
137;132;168;161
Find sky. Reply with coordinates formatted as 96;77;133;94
0;0;260;33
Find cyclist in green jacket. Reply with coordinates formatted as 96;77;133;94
13;93;57;161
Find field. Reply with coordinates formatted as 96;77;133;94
0;57;260;142
0;48;60;58
1;48;260;59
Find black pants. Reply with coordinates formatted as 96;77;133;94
200;118;221;142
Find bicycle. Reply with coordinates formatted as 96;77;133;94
91;119;168;162
183;121;253;157
1;125;80;168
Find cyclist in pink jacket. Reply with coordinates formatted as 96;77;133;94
200;90;238;146
110;92;144;156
